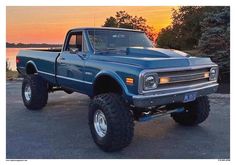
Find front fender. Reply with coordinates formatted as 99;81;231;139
94;70;132;98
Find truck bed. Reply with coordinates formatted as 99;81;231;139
30;48;62;52
17;49;60;84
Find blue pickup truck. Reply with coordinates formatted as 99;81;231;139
17;27;219;152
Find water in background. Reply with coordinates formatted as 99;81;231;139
6;48;21;71
6;48;48;71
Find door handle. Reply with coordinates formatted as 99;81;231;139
58;57;65;63
58;57;65;60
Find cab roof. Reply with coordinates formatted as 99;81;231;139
69;27;143;33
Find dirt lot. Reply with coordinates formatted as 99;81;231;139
6;81;230;159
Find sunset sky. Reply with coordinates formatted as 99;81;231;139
6;6;178;44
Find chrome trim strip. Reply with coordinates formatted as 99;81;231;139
56;75;93;84
150;81;217;93
21;67;92;85
134;83;218;99
138;64;218;94
18;66;25;69
160;71;208;79
38;71;55;77
142;64;217;73
159;76;208;84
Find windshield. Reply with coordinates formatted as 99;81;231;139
87;29;153;52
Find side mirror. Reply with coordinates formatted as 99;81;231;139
69;48;79;54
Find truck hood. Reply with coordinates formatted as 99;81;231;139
92;47;213;69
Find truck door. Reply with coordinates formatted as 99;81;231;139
56;31;88;91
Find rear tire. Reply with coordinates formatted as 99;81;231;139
22;75;48;110
171;96;210;126
89;93;134;152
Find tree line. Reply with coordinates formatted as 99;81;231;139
6;42;62;48
103;7;230;82
103;10;157;42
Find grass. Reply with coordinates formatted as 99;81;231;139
6;60;21;80
6;70;19;80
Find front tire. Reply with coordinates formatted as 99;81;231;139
22;75;48;110
171;96;210;126
89;93;134;152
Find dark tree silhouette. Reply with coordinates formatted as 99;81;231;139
103;11;156;42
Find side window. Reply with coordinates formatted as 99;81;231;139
66;32;83;52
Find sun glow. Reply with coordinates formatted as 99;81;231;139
6;6;176;44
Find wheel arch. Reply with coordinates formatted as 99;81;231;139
25;61;38;75
92;71;129;97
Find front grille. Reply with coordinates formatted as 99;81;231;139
157;68;210;90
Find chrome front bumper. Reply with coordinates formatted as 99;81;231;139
132;82;218;108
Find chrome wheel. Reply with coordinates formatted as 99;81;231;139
24;84;32;102
94;109;107;137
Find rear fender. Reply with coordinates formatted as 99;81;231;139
26;60;39;73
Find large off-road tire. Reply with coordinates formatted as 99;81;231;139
88;93;134;152
22;75;48;110
171;96;210;126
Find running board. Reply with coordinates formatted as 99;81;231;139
138;108;185;122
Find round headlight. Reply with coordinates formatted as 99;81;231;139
209;67;218;81
144;74;158;91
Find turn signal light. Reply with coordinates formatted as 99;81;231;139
204;72;210;78
126;78;134;85
159;77;170;84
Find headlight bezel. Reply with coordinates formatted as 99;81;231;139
209;67;219;81
143;73;159;91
